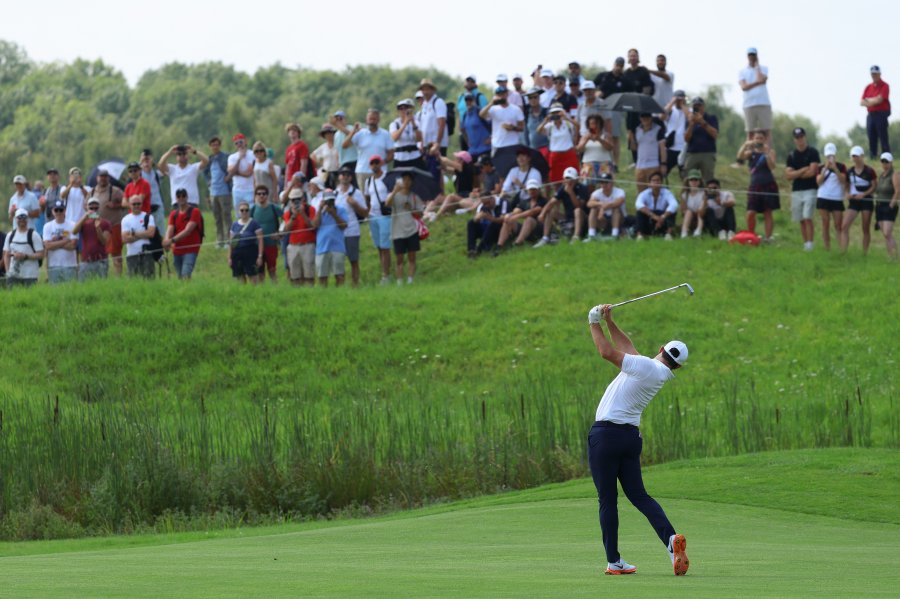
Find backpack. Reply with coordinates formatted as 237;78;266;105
142;213;165;263
6;229;42;267
446;101;456;136
250;203;281;233
184;205;204;243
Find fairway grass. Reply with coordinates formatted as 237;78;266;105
3;448;898;598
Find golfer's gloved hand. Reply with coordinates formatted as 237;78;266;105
588;305;603;324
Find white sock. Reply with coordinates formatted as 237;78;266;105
588;228;597;237
611;227;619;237
542;236;550;241
407;276;413;284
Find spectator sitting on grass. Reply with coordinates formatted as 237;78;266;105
535;167;589;247
585;172;627;241
467;194;511;258
497;179;547;249
478;155;502;198
386;171;425;285
578;114;614;182
679;170;706;238
42;200;78;284
3;208;43;288
312;189;348;287
163;188;203;280
635;171;678;240
229;200;263;285
703;179;737;240
428;151;478;220
121;197;155;279
72;196;111;280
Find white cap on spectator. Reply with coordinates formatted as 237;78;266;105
309;176;325;188
850;145;865;157
496;73;508;82
466;73;477;81
881;152;894;161
415;90;424;99
14;207;28;218
526;179;541;190
582;81;596;90
563;167;579;180
540;68;554;78
824;142;837;156
512;73;523;80
12;175;26;184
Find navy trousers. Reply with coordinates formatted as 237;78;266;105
587;421;675;563
867;111;891;159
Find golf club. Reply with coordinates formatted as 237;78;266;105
610;283;695;309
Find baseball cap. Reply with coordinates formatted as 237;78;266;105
496;73;508;82
231;133;245;142
850;145;865;157
127;161;140;170
465;74;476;82
477;154;492;166
614;57;625;65
333;110;347;118
691;97;705;105
512;73;523;80
454;150;473;164
14;207;28;218
396;98;414;107
69;167;81;176
673;89;686;98
881;152;894;162
663;340;689;366
525;179;541;190
597;172;613;183
747;47;758;55
415;90;424;99
463;92;474;100
87;197;100;206
46;167;59;174
97;169;109;176
569;77;581;86
494;86;508;94
792;127;806;138
582;81;596;90
12;175;26;184
686;169;702;180
824;142;837;156
52;200;65;210
871;65;881;73
319;124;336;136
540;68;554;78
338;165;354;175
369;154;383;164
552;74;566;83
568;61;581;68
563;167;579;180
309;176;325;188
288;188;304;200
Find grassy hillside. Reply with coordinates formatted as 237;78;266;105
2;449;899;598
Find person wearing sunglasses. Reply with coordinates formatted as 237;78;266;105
252;141;278;200
158;143;209;210
163;188;203;280
97;168;127;276
3;208;44;288
72;196;111;280
42;200;78;284
121;197;156;278
249;184;283;283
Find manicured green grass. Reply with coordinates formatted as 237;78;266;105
2;449;898;598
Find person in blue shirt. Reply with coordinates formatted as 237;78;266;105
456;75;487;149
203;136;233;249
312;189;348;287
460;93;492;161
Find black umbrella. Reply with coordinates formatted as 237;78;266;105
492;145;550;180
383;167;442;202
600;92;664;114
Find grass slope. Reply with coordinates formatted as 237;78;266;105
3;448;899;598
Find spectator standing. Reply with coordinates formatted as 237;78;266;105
586;172;627;240
840;146;877;254
9;175;40;229
251;141;279;199
704;179;737;240
158;144;209;208
60;167;90;226
815;143;848;251
95;169;127;276
509;74;526;109
738;130;780;242
578;114;614;181
385;172;425;285
784;127;820;251
283;188;316;286
72;196;111;280
344;109;395;192
390;99;425;168
521;88;550;155
576;81;604;136
365;157;393;284
163;188;204;280
41;168;62;223
312;124;341;188
663;91;689;178
481;87;524;156
596;57;629;167
738;48;772;144
312;190;348;287
567;61;587;90
459;94;491;162
630;113;667;194
683;97;719;184
229;200;263;284
861;66;891;159
467;194;510;258
456;75;487;145
204;136;232;249
284;123;310;182
635;172;678;240
568;78;583;111
228;134;255;210
874;152;899;260
42;200;78;284
418;79;449;157
331;111;359;172
679;170;706;238
548;75;578;117
649;54;674;110
121;196;155;278
250;183;282;283
3;208;43;287
538;104;579;184
623;49;654;162
536;68;556;108
334;166;369;287
140;149;166;232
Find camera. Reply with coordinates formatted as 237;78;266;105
551;115;561;121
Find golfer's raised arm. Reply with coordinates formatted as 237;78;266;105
588;305;625;368
603;308;638;356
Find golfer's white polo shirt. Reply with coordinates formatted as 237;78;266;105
595;354;673;426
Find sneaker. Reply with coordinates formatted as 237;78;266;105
668;534;689;576
718;230;727;241
680;231;688;239
693;227;703;238
727;231;736;241
583;235;596;243
379;276;390;285
467;249;477;259
533;238;549;248
605;559;637;575
636;234;645;241
804;241;813;252
664;233;673;241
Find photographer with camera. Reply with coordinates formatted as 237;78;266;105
683;97;719;184
480;87;524;156
158;144;209;209
390;99;425;169
312;189;348;287
73;196;111;280
538;104;579;187
283;188;316;286
738;129;779;242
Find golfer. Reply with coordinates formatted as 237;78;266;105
587;303;689;576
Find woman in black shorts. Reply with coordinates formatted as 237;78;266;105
738;130;779;242
228;200;264;284
815;142;848;251
874;152;899;260
840;146;877;254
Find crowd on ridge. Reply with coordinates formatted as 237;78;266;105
4;48;898;289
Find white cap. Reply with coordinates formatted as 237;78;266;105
465;73;477;81
415;90;424;99
540;68;554;78
14;207;28;218
881;152;894;162
582;80;596;90
563;167;579;180
824;142;837;157
663;340;689;366
12;175;26;184
548;103;565;114
496;73;508;82
309;176;325;188
850;145;865;157
525;179;541;190
512;73;523;80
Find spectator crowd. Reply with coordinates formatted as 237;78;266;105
4;49;898;288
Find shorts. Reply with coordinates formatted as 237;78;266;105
393;232;421;255
344;235;360;263
747;182;780;212
261;245;278;274
876;202;898;222
847;199;874;212
315;251;345;278
287;243;315;280
817;198;845;212
684;194;703;212
549;149;579;183
105;223;123;257
743;105;773;131
791;189;817;221
173;252;198;279
230;245;258;278
126;253;155;278
369;215;392;249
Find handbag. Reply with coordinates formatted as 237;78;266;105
415;217;429;241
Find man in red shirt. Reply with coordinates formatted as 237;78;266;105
163;188;203;280
283;187;316;286
861;65;891;159
284;123;310;182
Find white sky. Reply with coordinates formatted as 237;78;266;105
1;0;894;138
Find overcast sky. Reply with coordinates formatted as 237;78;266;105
2;0;894;138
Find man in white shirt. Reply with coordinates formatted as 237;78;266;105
121;195;157;278
586;302;689;576
418;79;448;156
3;208;44;287
634;171;679;239
585;173;627;240
227;134;255;209
158;144;209;209
42;200;78;284
739;47;772;143
663;90;689;178
480;87;524;156
649;54;674;110
8;175;41;229
60;167;91;225
334;166;369;287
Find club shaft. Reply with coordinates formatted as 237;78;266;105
611;284;691;308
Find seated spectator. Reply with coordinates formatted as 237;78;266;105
586;173;627;240
538;104;579;185
283;188;317;286
738;129;780;242
312;124;341;188
816;142;848;251
312;189;348;287
535;167;589;246
478;155;502;197
3;208;44;287
630;113;667;194
365;158;392;284
163;188;204;280
703;179;737;240
390;99;425;169
679;170;706;238
502;149;543;204
497;180;547;249
578;114;614;181
460;93;491;162
229;200;263;285
522;88;549;155
428;151;478;220
635;171;678;239
683;97;719;184
72;196;111;280
121;197;156;279
42;200;78;284
467;194;511;258
385;171;425;285
840;145;877;254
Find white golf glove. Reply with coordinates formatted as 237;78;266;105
588;305;603;324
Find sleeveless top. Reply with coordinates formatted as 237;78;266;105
749;151;775;186
583;138;613;164
875;167;894;202
253;159;276;197
847;165;877;198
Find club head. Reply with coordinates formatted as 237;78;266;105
683;283;695;295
